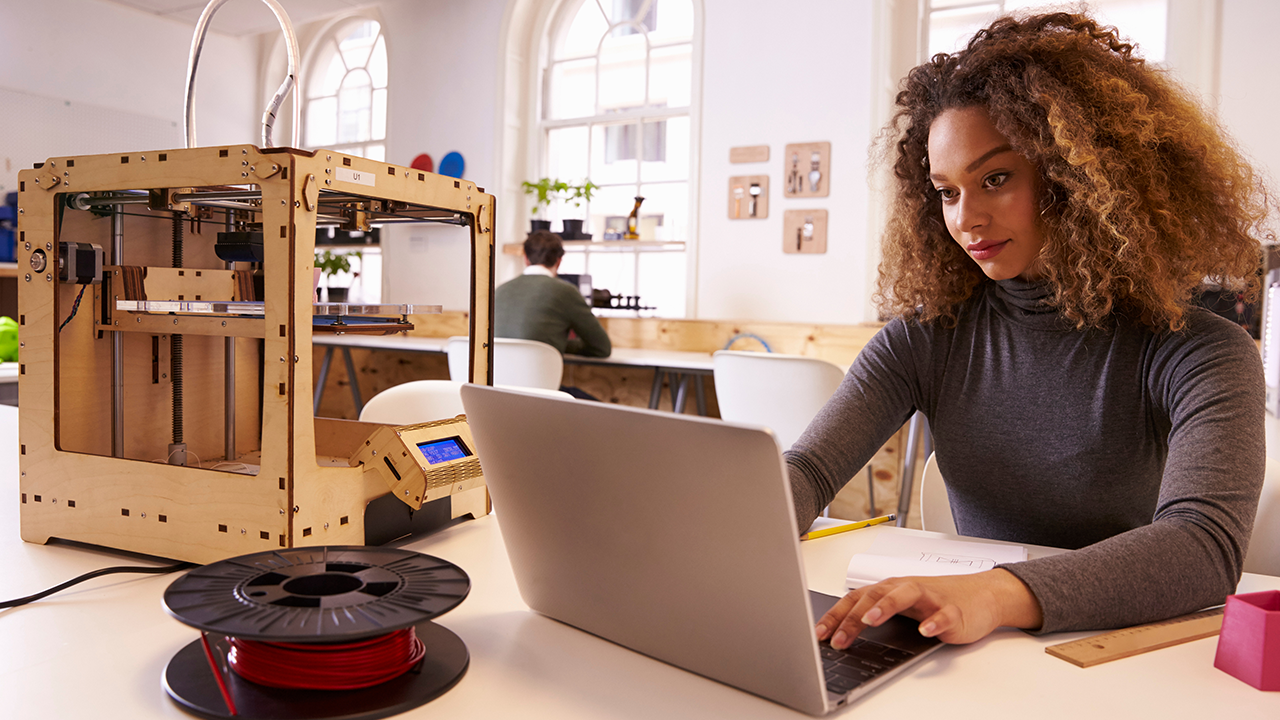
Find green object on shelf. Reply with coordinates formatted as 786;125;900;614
0;316;17;362
315;249;358;279
315;250;361;303
521;178;598;217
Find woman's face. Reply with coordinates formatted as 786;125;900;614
927;106;1045;281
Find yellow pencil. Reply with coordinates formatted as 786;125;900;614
800;514;896;541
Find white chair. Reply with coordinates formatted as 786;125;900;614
358;380;467;425
711;350;845;450
919;452;957;535
445;336;564;391
360;380;573;426
1244;457;1280;576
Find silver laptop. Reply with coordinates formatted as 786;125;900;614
460;385;942;716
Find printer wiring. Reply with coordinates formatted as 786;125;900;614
0;561;195;609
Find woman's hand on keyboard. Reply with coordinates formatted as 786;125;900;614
814;569;1043;647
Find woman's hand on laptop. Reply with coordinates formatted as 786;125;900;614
814;569;1043;647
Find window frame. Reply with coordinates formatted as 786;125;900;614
529;0;703;319
301;16;390;160
921;0;1173;63
911;1;1218;93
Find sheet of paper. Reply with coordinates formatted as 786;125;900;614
805;517;857;534
846;533;1027;588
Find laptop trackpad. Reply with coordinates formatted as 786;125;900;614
809;591;942;654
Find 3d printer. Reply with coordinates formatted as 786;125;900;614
15;143;496;564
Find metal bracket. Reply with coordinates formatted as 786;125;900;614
251;162;282;181
302;173;318;212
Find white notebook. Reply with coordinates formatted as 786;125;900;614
846;533;1028;588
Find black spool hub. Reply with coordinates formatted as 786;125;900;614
162;546;471;720
163;546;470;641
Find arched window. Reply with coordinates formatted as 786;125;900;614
304;19;388;160
923;0;1167;61
537;0;699;317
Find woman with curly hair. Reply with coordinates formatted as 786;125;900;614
786;11;1272;649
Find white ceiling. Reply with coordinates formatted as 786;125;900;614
100;0;374;37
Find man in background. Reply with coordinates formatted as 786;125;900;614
495;231;611;396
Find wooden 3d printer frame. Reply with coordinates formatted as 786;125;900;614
15;144;495;564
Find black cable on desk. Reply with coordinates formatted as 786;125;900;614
0;562;194;609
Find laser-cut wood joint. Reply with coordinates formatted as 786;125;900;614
17;144;496;563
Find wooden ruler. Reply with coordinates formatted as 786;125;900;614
1045;608;1224;668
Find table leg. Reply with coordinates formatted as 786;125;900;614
694;375;707;417
313;346;335;415
673;373;690;414
866;465;876;516
342;347;364;416
648;369;664;410
897;412;929;527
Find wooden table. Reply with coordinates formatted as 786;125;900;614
311;334;448;414
311;334;715;415
563;346;715;414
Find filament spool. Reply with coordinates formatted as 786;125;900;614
162;546;471;720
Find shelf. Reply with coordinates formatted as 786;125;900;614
502;240;686;256
113;301;438;336
116;300;439;318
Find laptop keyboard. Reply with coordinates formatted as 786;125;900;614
819;638;918;695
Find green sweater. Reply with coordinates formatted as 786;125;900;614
494;274;612;357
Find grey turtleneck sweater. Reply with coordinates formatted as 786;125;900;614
784;278;1265;633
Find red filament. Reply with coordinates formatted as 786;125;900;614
200;632;239;716
227;628;426;690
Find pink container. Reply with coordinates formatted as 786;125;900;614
1214;590;1280;691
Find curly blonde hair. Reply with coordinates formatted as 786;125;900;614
875;12;1272;330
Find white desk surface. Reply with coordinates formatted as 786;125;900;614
2;404;1277;718
566;346;714;372
311;333;716;372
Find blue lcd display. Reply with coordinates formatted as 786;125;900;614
417;437;469;465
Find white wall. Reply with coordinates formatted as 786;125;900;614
375;0;510;306
381;223;475;310
695;0;877;324
0;0;259;194
377;1;506;190
1218;2;1280;200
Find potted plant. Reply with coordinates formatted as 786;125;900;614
560;179;597;239
522;178;563;232
521;178;598;237
315;249;361;303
